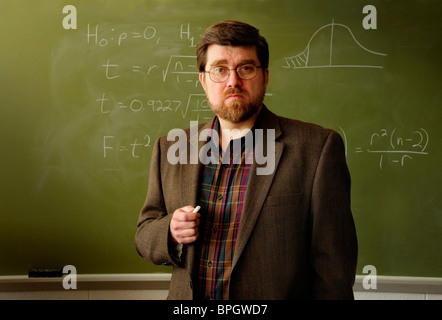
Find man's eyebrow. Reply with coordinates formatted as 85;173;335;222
209;59;258;66
210;59;228;66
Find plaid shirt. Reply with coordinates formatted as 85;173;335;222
197;117;253;300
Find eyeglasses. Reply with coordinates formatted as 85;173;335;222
204;64;262;83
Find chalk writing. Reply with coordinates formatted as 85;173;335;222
86;23;212;163
103;135;151;159
96;92;214;120
100;56;198;84
87;24;160;47
97;92;183;114
342;127;429;169
365;128;429;168
179;23;202;47
101;59;162;79
162;55;199;82
185;93;212;121
283;19;386;69
102;59;120;79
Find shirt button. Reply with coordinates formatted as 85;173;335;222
213;227;218;234
208;260;213;268
217;193;223;201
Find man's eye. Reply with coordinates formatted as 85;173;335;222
213;67;226;73
240;65;254;72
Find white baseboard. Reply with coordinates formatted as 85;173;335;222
353;275;442;294
1;273;441;295
0;273;172;291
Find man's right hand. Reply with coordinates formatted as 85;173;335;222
169;206;201;244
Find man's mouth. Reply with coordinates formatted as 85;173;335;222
224;89;245;100
225;94;243;99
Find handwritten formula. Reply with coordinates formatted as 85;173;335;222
87;24;160;47
341;128;430;169
84;22;207;161
97;92;210;119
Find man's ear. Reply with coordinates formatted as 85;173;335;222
199;72;207;91
264;68;269;89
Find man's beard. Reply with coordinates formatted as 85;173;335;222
207;87;266;123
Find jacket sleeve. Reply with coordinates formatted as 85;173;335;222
309;130;358;299
134;137;180;267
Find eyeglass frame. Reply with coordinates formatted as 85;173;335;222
203;64;263;83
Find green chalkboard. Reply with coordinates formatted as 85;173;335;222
0;0;440;277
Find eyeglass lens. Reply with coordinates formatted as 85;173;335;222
208;65;260;82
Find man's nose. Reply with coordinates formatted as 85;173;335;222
226;69;242;88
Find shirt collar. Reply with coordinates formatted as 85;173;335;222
206;116;256;165
207;116;255;144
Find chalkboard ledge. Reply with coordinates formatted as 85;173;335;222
0;274;441;294
353;275;442;294
0;273;171;292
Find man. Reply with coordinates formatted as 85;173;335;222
135;20;357;300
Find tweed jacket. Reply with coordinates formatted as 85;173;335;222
135;106;358;300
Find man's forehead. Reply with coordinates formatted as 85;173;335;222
206;44;259;65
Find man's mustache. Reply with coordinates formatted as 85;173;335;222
223;88;245;98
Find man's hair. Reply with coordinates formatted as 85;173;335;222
196;20;269;72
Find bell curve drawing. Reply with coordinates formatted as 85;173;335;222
283;19;387;69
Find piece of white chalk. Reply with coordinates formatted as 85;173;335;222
193;206;201;213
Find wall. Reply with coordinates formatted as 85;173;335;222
1;0;440;279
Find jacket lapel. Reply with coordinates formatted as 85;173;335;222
181;109;284;281
232;106;284;268
181;120;212;281
181;121;209;207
